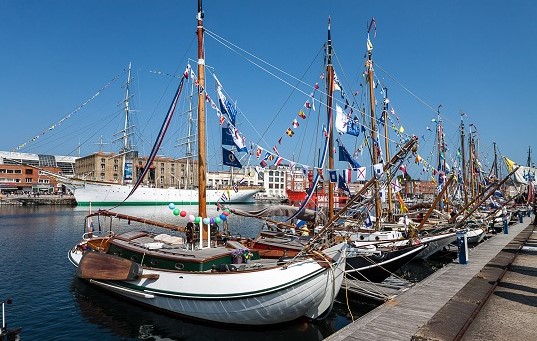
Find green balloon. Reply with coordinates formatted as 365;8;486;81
194;216;201;223
215;217;222;224
173;208;180;216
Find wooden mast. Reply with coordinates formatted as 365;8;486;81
197;0;207;239
460;117;468;205
366;26;382;229
382;87;393;221
326;17;335;220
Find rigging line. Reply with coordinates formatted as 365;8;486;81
140;35;196;138
12;70;126;153
205;29;318;95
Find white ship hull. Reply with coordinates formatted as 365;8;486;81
73;182;260;206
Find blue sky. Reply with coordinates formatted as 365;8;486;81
1;1;536;178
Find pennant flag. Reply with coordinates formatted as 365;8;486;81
272;146;279;155
333;72;342;92
397;192;408;213
222;148;242;168
399;165;407;175
278;137;282;145
338;174;351;195
338;143;361;168
292;119;299;128
184;64;191;79
286;128;295;137
298;110;307;119
218;114;225;125
329;170;338;183
373;163;384;177
503;156;516;172
335;104;348;134
356;166;367;181
343;168;353;183
366;36;373;51
399;125;405;133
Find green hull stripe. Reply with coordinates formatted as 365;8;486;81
76;200;253;206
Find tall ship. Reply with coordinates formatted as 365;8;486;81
69;63;261;206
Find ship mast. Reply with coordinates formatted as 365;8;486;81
382;87;393;220
366;22;382;229
326;17;335;220
197;0;207;236
460;117;468;205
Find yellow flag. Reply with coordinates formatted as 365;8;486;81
503;156;515;172
399;125;405;133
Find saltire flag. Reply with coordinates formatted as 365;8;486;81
338;174;351;195
222;147;242;168
292;119;299;128
338;143;361;168
373;163;384;177
286;128;295;137
298;110;307;119
356;166;367;181
329;170;337;183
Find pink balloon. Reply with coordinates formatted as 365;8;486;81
188;214;195;222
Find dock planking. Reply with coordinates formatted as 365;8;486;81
327;221;532;341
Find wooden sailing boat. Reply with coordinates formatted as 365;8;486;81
68;0;348;326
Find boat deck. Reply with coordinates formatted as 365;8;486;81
327;219;535;341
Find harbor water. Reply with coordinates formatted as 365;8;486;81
0;204;382;340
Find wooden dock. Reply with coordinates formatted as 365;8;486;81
327;220;533;341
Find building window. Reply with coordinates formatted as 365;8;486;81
26;178;32;183
7;169;13;174
114;159;118;164
114;165;118;172
25;169;33;175
160;176;164;184
101;165;105;171
101;158;106;163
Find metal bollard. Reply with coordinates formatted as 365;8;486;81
456;229;468;265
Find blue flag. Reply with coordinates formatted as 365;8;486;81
329;170;337;183
338;143;361;168
222;147;242;168
347;117;361;137
338;174;350;195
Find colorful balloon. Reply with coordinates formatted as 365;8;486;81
168;203;175;210
202;217;210;225
194;216;201;223
180;210;187;217
188;214;195;222
173;208;180;216
215;217;222;224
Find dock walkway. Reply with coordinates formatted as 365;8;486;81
327;220;536;341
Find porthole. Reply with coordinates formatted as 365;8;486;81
359;235;364;240
130;255;138;262
174;263;185;270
